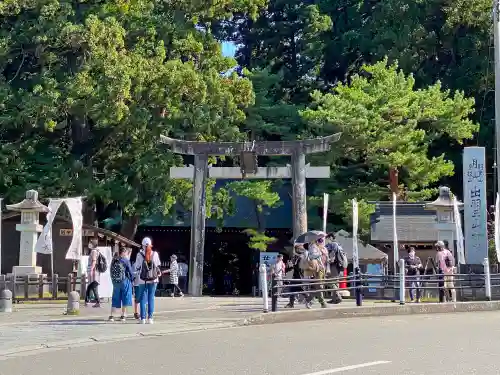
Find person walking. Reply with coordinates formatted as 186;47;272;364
435;241;455;302
404;247;422;303
304;237;327;309
273;254;285;296
109;247;134;322
325;233;348;305
178;258;188;294
85;242;103;308
167;255;184;297
284;245;307;308
134;237;162;324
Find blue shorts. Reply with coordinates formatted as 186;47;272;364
112;280;133;308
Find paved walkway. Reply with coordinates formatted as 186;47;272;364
3;312;500;374
0;297;388;357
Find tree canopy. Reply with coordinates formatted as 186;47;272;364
0;0;490;240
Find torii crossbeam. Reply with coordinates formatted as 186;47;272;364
161;134;341;296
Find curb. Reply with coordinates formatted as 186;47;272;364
238;301;500;326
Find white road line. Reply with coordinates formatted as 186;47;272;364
301;361;391;375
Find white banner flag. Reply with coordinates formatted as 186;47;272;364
495;193;500;264
392;192;399;272
352;199;359;270
453;196;466;265
35;199;65;254
65;197;83;260
323;193;329;233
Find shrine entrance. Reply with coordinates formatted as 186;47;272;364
162;134;341;295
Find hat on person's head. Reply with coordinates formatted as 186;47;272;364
142;237;152;247
170;254;177;260
435;240;445;248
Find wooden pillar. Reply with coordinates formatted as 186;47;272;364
189;154;208;296
291;150;307;239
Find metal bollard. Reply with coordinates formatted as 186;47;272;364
271;273;278;312
66;291;80;315
484;257;492;301
399;258;405;305
355;268;363;307
259;264;269;313
0;289;12;313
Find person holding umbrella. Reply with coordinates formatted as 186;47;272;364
295;231;328;309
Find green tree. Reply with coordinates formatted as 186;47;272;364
301;59;478;228
226;180;281;251
0;0;264;237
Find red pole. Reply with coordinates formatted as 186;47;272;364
339;268;347;289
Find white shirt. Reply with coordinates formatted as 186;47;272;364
87;249;100;283
133;251;161;284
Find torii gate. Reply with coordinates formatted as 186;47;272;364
161;134;341;296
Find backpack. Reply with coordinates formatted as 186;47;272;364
299;246;322;272
328;242;348;269
95;252;107;273
444;254;452;268
139;252;159;282
110;258;126;283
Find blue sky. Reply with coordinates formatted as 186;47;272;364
222;42;237;57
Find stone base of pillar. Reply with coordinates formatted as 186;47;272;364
12;266;42;276
9;267;49;298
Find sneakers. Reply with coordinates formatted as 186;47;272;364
139;319;146;324
147;318;154;325
170;293;175;298
120;316;126;322
134;313;140;320
108;316;114;322
284;303;294;309
305;302;313;309
179;292;184;297
92;303;101;308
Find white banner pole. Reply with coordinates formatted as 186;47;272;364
496;193;500;263
323;193;329;233
392;193;399;273
352;199;359;271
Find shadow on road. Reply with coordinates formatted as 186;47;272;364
35;319;107;326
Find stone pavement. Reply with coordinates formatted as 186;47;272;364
0;297;387;357
3;311;500;375
2;296;499;360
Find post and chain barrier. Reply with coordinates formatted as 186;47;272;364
263;258;496;313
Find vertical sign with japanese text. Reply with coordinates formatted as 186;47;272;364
463;147;488;264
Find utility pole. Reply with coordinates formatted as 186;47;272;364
494;0;500;195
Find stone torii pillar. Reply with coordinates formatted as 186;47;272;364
161;134;341;296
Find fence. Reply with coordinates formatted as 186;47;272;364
0;274;87;302
261;257;499;313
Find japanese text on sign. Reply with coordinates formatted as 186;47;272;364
463;147;488;264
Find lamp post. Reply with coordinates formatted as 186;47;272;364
425;186;463;260
6;190;49;277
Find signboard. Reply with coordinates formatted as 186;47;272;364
463;147;488;264
60;229;94;237
259;252;279;267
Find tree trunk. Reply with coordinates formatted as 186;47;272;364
120;215;140;240
389;167;399;197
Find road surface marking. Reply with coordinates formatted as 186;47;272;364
301;361;391;375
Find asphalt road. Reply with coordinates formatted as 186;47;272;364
2;312;500;375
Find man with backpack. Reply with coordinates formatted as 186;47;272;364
325;233;348;305
109;247;134;322
85;241;107;308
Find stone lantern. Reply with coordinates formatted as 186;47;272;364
6;190;49;276
425;186;463;254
